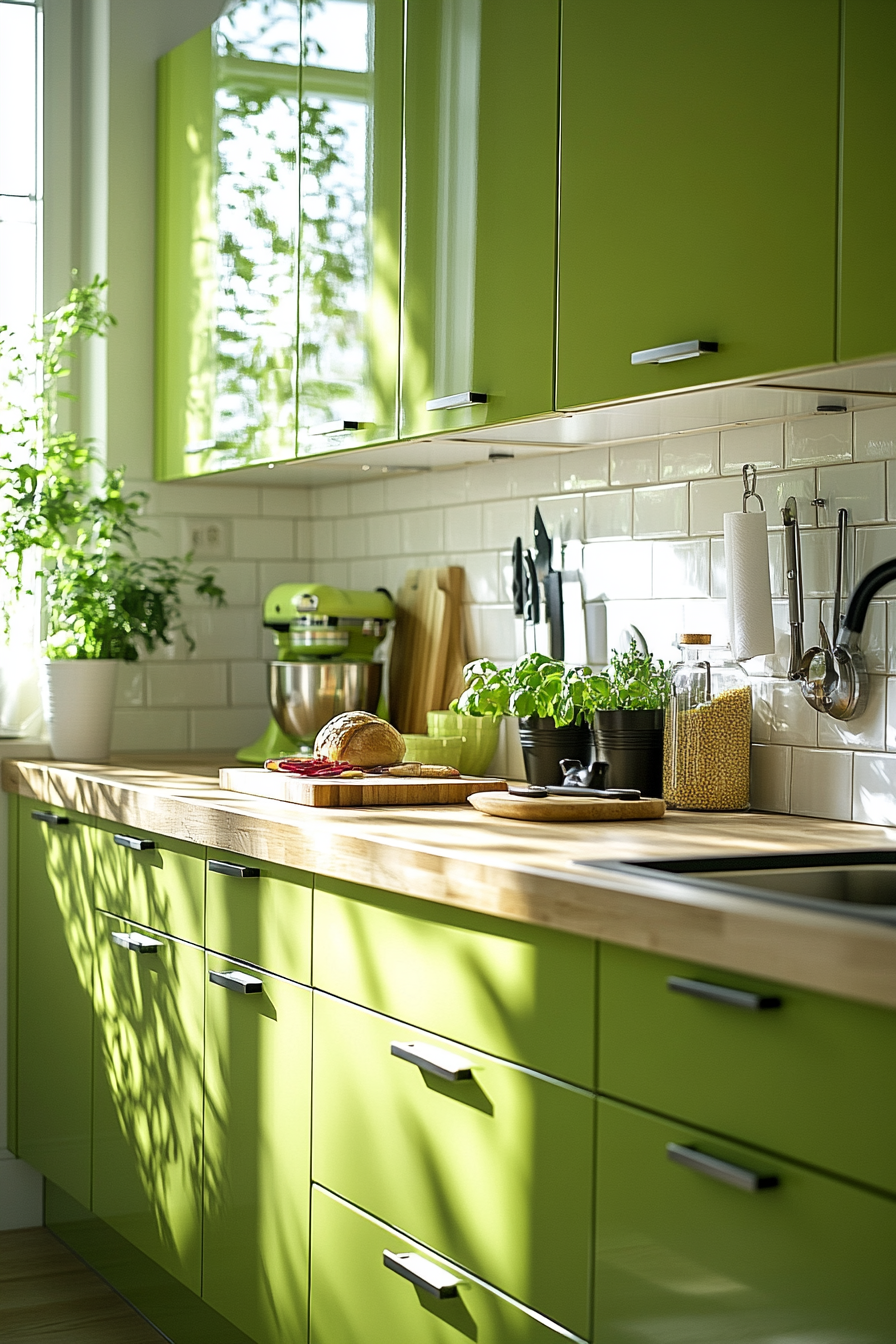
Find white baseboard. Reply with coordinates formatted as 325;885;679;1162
0;1150;43;1229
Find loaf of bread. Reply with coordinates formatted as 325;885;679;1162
314;711;405;767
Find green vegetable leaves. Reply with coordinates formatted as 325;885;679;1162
589;641;671;711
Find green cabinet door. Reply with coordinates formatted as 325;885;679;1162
205;850;312;983
15;804;94;1205
310;1186;574;1344
400;0;559;439
839;0;896;361
203;955;312;1344
595;1098;896;1341
155;3;301;479
557;1;840;410
92;914;205;1292
297;0;403;458
91;821;205;946
313;992;594;1337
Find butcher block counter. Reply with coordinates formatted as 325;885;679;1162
5;752;896;1008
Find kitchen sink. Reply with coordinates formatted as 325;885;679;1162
578;850;896;924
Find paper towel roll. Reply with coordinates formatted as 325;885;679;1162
724;509;776;659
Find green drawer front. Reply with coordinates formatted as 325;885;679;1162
204;955;312;1344
313;877;596;1086
206;850;311;984
595;1098;896;1341
310;1186;580;1344
598;944;896;1193
16;805;94;1204
313;992;594;1338
92;913;204;1293
91;821;205;945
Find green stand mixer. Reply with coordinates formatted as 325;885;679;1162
237;583;395;763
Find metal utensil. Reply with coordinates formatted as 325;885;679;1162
269;661;382;742
508;785;642;800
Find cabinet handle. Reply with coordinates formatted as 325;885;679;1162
631;339;718;365
667;975;782;1011
383;1250;460;1299
114;833;155;852
391;1041;473;1082
666;1143;779;1192
309;420;365;436
208;859;260;879
209;969;263;994
425;391;488;412
111;931;163;954
31;810;69;826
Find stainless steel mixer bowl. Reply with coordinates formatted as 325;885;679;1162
269;661;383;743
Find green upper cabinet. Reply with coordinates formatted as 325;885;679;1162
14;804;94;1206
399;0;559;439
556;0;841;410
838;0;896;362
297;0;403;458
156;3;301;479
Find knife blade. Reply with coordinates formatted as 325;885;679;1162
533;506;552;581
524;549;540;626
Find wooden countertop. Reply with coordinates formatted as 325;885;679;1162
5;753;896;1011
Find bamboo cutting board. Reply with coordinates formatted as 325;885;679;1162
468;792;666;822
220;767;507;809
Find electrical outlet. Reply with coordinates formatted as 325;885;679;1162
185;518;228;559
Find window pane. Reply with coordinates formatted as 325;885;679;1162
0;196;37;339
0;2;37;197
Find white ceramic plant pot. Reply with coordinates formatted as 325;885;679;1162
40;658;119;762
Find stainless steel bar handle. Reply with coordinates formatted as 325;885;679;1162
31;810;69;826
782;497;805;678
666;1142;779;1192
209;969;263;994
667;975;782;1011
308;420;364;436
208;859;260;879
390;1041;473;1082
111;931;163;954
114;834;155;852
382;1250;460;1299
631;339;718;365
425;392;488;412
832;507;848;638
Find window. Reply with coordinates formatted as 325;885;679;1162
0;0;41;343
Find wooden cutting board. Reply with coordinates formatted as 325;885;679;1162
468;791;666;822
220;767;507;809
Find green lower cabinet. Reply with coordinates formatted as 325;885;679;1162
312;991;594;1338
203;954;312;1344
92;913;205;1292
310;1186;578;1344
205;850;312;984
90;819;206;946
15;803;94;1204
595;1098;896;1341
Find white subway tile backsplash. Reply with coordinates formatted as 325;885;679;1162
191;706;269;751
681;598;729;645
230;661;269;707
799;529;838;597
295;519;313;559
467;605;517;660
750;743;792;813
790;746;853;820
720;422;784;475
582;541;653;601
785;416;852;468
688;475;743;535
483;498;530;550
854;405;896;462
759;469;817;527
257;562;311;597
115;664;144;708
185;608;262;662
260;485;311;518
456;551;500;603
710;538;726;598
820;597;885;673
856;526;896;597
817;461;886;526
335;517;368;560
384;473;432;513
366;513;397;558
233;518;294;561
818;673;886;750
887;461;896;522
768;532;785;597
311;519;335;560
605;599;683;663
350;478;385;516
434;468;469;506
561;446;610;492
610;441;659;486
403;509;444;554
142;481;261;518
852;751;896;825
585;489;632;540
349;558;389;590
444;504;483;552
506;455;561;498
536;493;585;543
652;540;709;598
659;431;718;481
315;484;351;518
888;678;896;752
752;678;818;747
111;709;190;752
147;662;228;709
633;483;689;538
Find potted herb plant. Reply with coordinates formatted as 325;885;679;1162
589;641;671;796
0;278;225;762
454;653;600;785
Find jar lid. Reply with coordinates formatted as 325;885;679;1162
679;633;712;645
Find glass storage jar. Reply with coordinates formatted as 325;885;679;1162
664;635;752;811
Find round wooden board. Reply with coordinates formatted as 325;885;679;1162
468;791;666;822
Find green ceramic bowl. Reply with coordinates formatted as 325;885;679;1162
425;712;501;776
401;734;464;768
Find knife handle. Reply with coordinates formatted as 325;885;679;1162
524;550;540;625
511;538;525;617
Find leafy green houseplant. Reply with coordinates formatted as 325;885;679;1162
0;278;225;760
590;641;672;796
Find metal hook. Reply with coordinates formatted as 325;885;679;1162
742;463;765;513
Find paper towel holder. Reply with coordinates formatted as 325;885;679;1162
741;463;765;513
781;495;866;721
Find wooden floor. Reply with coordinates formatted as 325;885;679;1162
0;1227;165;1343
